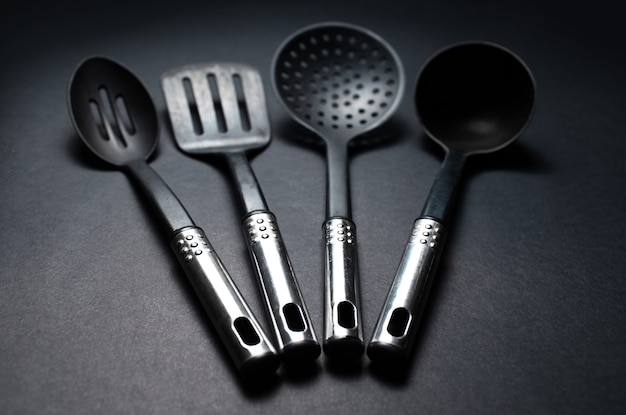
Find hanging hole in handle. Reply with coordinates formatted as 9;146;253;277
337;301;357;329
282;303;306;332
233;317;261;345
387;307;411;337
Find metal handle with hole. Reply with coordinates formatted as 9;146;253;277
367;217;447;363
170;226;278;375
323;217;364;357
243;211;320;361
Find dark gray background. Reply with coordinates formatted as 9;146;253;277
2;0;625;413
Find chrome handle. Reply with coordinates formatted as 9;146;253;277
243;211;320;362
367;217;447;364
323;217;364;358
170;226;279;376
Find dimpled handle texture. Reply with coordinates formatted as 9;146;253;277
368;217;447;362
243;211;319;356
170;226;277;373
323;217;364;355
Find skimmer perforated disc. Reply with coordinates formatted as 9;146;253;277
272;22;404;140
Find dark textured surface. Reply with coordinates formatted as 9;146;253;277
1;0;625;413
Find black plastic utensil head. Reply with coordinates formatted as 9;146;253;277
161;63;271;155
68;57;158;166
416;42;536;155
272;22;405;142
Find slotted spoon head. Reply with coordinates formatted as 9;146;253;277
161;63;270;155
272;22;405;142
68;57;158;166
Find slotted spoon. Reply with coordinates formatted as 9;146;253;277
162;63;320;363
67;57;280;377
272;22;405;358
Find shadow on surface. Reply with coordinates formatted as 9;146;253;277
324;355;365;379
280;359;322;385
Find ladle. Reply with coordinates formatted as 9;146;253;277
68;57;280;377
368;42;536;364
272;22;405;358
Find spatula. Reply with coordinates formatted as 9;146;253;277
162;63;320;362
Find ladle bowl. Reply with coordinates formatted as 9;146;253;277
368;42;535;365
417;41;535;155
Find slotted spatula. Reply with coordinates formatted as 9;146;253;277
161;63;320;362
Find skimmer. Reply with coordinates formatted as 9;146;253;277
272;22;405;358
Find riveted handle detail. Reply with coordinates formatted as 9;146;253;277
367;217;447;364
171;226;279;376
243;211;320;362
322;217;364;358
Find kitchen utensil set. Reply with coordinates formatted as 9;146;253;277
67;22;535;378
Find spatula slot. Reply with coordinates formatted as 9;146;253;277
232;74;251;132
207;74;228;133
182;77;204;135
